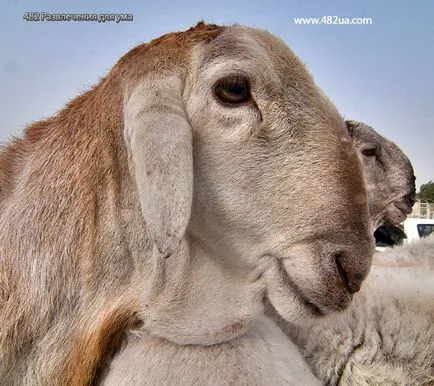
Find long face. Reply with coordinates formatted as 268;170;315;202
183;26;374;320
347;121;416;228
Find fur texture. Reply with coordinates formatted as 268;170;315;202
279;237;434;385
98;122;421;385
0;23;373;385
101;316;321;385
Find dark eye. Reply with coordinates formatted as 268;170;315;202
213;76;251;105
361;147;377;157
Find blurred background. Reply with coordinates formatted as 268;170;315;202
1;0;433;189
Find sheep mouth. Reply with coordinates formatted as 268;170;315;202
291;286;326;317
276;258;326;317
280;261;352;317
393;201;412;215
392;191;416;216
296;285;352;316
382;199;412;225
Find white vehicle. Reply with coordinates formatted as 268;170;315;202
402;218;434;243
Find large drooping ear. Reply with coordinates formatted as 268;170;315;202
124;74;193;258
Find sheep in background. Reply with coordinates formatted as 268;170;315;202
346;120;416;229
0;23;373;385
347;120;416;247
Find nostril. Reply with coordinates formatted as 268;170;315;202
408;194;416;208
335;252;351;292
334;252;361;295
402;193;416;210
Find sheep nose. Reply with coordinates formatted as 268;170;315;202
334;250;369;294
404;194;416;212
408;175;416;206
407;182;416;208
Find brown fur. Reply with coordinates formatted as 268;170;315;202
0;22;223;385
63;302;142;386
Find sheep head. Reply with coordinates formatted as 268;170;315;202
122;23;374;332
346;120;416;228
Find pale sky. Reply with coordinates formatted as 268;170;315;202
1;0;433;188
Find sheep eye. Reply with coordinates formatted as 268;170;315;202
213;76;251;105
361;147;377;157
